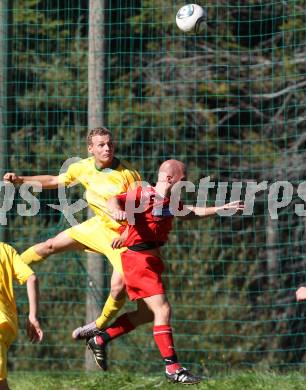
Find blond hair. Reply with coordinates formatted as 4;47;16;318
87;127;112;145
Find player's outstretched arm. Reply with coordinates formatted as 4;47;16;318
181;200;244;220
26;274;43;343
3;172;61;189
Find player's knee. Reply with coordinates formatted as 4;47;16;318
43;239;57;255
164;302;172;321
160;302;171;323
110;278;125;300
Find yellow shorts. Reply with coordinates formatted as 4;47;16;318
65;216;126;274
0;323;16;380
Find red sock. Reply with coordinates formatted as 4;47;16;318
96;313;135;345
153;325;182;373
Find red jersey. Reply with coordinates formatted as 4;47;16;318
116;186;181;248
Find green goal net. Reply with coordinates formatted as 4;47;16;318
0;0;305;374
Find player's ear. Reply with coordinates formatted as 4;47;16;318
88;144;93;154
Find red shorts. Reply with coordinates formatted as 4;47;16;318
121;250;165;301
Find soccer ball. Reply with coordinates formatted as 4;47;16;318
176;4;207;33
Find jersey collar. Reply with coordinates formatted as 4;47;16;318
94;157;120;172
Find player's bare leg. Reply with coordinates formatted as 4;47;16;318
125;299;154;327
20;231;127;340
72;269;127;339
34;233;86;255
109;270;125;300
96;270;126;327
21;231;86;265
86;297;201;383
143;294;171;325
143;294;201;384
86;299;153;370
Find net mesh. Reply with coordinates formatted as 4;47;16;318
0;0;305;373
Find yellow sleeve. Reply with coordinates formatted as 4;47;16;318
121;161;142;191
124;169;141;191
10;247;34;285
58;162;80;186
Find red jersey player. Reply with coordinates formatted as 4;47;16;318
87;159;244;384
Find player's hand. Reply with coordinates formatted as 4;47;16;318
27;316;43;343
111;237;125;249
217;200;244;212
296;287;306;301
3;172;23;184
112;209;127;221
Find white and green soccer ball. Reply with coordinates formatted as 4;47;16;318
176;4;207;33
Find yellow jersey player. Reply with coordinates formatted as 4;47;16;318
0;242;43;390
3;127;141;340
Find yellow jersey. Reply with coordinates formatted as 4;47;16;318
58;157;141;228
0;243;34;336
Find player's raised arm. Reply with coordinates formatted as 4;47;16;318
179;200;244;220
26;273;43;342
3;172;61;189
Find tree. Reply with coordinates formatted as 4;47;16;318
86;0;106;370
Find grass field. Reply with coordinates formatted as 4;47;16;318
8;371;306;390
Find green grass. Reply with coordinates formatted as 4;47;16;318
7;371;306;390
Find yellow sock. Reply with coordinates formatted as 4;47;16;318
20;246;44;265
95;295;126;329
